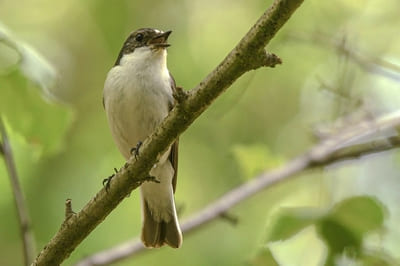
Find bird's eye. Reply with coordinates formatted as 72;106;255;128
135;33;144;42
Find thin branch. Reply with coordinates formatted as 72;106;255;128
0;117;36;266
32;0;304;265
287;31;400;82
76;110;400;266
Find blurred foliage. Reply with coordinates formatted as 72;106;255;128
257;196;389;265
0;23;73;156
1;0;400;265
232;144;284;179
250;248;279;266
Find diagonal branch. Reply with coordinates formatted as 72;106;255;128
0;117;36;266
76;110;400;266
32;0;304;265
288;32;400;82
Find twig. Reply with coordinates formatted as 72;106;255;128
287;31;400;82
219;212;239;226
76;111;400;266
0;117;36;266
32;1;304;265
65;199;75;220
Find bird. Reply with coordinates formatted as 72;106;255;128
103;28;182;248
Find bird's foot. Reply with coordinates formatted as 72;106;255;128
103;167;118;192
130;141;143;160
147;175;160;184
173;86;188;104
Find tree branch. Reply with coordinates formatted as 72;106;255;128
0;117;36;266
32;0;304;265
76;110;400;266
288;32;400;82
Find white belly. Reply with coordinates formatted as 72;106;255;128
103;55;173;160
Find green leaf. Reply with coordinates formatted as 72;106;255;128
0;21;58;99
328;196;386;237
264;196;387;266
317;218;361;256
18;43;57;98
249;248;279;266
265;208;323;242
0;22;72;156
232;144;285;179
316;196;386;261
0;71;73;156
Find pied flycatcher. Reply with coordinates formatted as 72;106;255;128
103;28;182;248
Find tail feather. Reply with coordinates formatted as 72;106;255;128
141;200;182;248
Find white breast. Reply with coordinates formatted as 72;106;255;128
103;47;173;159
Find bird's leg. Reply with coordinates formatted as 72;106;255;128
102;167;118;192
172;86;188;104
130;141;143;160
147;175;161;184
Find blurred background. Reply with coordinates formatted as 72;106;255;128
1;0;400;265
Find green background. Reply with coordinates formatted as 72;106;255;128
1;0;399;265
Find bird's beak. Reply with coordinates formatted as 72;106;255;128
148;30;172;48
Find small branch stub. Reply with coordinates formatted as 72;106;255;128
65;199;75;221
219;212;239;226
246;50;282;71
264;52;282;67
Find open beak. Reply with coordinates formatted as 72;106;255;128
148;30;172;48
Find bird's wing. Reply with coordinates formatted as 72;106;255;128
169;73;179;193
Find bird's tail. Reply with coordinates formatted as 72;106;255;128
141;199;182;248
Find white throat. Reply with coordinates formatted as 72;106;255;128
120;46;168;74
